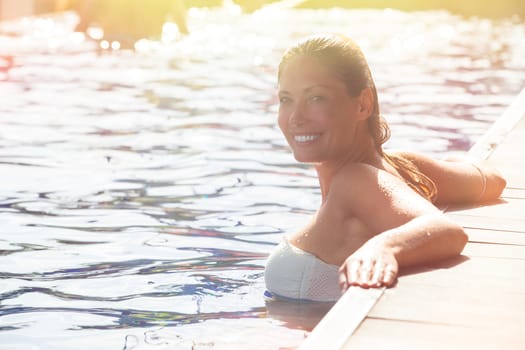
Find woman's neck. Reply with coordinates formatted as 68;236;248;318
315;138;383;202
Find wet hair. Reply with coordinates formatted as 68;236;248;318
278;34;437;202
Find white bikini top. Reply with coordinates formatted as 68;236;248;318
264;238;341;302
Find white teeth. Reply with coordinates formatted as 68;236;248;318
294;135;319;143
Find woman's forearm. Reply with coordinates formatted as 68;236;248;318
339;214;468;290
374;214;468;268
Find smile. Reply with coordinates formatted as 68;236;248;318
294;134;320;143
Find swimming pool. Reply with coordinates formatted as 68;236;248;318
1;6;524;349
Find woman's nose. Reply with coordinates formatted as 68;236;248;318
289;102;306;126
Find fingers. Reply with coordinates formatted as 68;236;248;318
360;260;375;286
339;258;398;291
339;259;360;291
371;261;385;286
349;258;361;285
382;264;397;286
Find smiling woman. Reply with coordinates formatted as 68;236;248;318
264;34;507;302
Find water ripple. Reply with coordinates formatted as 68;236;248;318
0;248;265;281
0;305;267;330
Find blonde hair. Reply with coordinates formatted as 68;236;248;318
278;34;437;202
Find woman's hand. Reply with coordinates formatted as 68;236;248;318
338;239;399;291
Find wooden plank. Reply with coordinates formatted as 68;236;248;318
494;152;525;166
446;197;525;220
497;169;525;188
489;138;525;189
468;87;525;161
497;113;525;139
465;227;525;246
501;187;525;199
343;318;525;350
490;143;525;168
463;241;525;258
446;213;525;232
397;255;525;293
366;278;525;328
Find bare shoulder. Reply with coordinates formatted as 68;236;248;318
329;161;435;207
326;162;439;234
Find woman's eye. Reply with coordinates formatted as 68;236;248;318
309;95;324;102
279;96;290;104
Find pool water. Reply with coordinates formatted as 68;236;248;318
1;6;524;350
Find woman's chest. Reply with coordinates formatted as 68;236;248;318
289;212;376;265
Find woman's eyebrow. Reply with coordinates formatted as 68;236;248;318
278;84;331;95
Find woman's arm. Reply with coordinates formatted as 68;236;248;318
331;163;468;290
338;213;467;289
393;151;506;205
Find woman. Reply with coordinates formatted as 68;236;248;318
264;34;506;302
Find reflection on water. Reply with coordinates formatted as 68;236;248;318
1;6;525;350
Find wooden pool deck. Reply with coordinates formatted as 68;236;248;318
301;87;525;350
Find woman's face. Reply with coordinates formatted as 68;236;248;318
277;55;362;164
